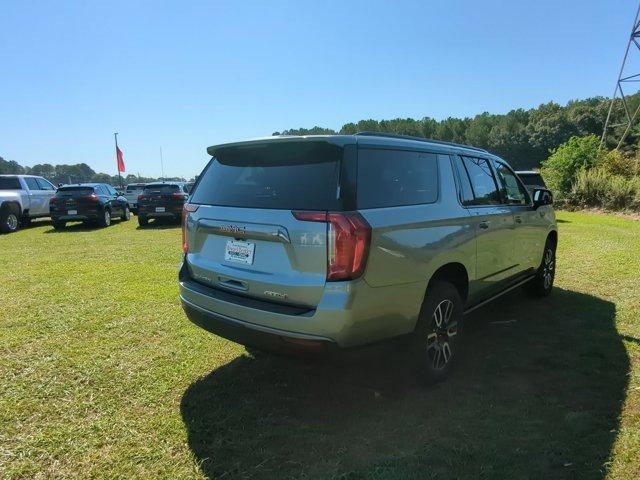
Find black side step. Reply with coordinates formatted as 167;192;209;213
464;275;535;315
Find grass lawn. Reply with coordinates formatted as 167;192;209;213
1;211;639;479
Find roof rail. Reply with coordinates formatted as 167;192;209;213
354;131;488;153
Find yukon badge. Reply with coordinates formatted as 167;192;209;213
220;224;245;235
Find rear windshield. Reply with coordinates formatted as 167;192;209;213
57;186;94;194
191;142;341;210
144;184;180;194
126;185;145;192
0;177;21;190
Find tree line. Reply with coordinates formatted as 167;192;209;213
274;94;640;170
0;158;187;186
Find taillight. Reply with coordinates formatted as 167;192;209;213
85;193;99;202
182;203;199;253
292;210;371;281
137;194;146;201
172;192;187;200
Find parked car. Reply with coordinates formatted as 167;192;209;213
516;170;547;193
137;182;189;227
179;134;557;383
123;183;146;214
0;174;57;233
49;183;130;230
185;182;195;194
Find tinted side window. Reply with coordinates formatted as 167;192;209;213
357;149;438;209
461;157;501;205
96;185;108;195
494;162;529;205
0;177;22;190
24;177;40;190
36;178;55;190
106;185;117;195
452;155;474;205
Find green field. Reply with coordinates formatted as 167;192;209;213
1;211;638;479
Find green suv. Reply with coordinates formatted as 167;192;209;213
179;133;557;382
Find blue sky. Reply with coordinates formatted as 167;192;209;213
1;0;638;178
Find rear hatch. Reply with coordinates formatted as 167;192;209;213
139;184;186;209
53;187;98;211
185;140;346;308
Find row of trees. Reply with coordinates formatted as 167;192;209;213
0;157;187;186
274;94;640;170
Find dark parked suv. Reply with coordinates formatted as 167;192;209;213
180;134;557;382
137;182;189;227
49;183;130;230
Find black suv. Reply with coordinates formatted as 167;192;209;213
49;183;130;230
137;182;189;227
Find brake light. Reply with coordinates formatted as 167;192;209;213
172;192;188;200
137;194;146;201
182;203;199;253
85;193;99;202
292;210;371;281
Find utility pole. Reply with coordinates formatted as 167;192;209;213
601;1;640;150
160;147;165;180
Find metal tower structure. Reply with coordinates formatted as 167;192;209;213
601;2;640;149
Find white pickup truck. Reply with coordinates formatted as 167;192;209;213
0;175;58;233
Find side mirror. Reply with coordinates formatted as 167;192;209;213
532;188;553;208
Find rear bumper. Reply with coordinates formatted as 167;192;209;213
50;207;101;221
179;261;425;348
138;204;182;218
181;297;335;352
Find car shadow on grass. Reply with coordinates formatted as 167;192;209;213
180;287;628;479
135;218;180;230
43;219;128;233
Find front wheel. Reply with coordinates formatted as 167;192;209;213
524;239;556;297
412;281;463;384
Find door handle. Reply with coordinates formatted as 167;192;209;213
479;221;490;230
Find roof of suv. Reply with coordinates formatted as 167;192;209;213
207;132;490;158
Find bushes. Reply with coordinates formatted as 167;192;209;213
540;135;604;198
567;168;640;210
542;135;640;211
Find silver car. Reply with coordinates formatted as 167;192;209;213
179;134;557;382
123;183;146;213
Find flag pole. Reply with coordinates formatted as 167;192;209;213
114;132;123;190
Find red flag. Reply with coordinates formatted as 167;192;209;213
116;146;125;173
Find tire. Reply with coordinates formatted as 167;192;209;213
0;206;20;233
412;281;463;384
52;220;66;230
138;215;148;227
524;238;556;297
121;205;130;221
98;209;111;228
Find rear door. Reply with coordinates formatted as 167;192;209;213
185;140;344;308
23;177;48;215
455;156;517;293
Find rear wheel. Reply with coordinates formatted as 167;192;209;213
98;209;111;227
524;238;556;297
0;206;20;233
121;205;130;221
413;281;463;384
138;215;148;227
52;220;66;230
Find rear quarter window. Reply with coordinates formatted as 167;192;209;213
0;177;21;190
357;149;439;209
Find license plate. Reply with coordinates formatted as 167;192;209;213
155;207;165;213
224;240;255;265
67;210;77;215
